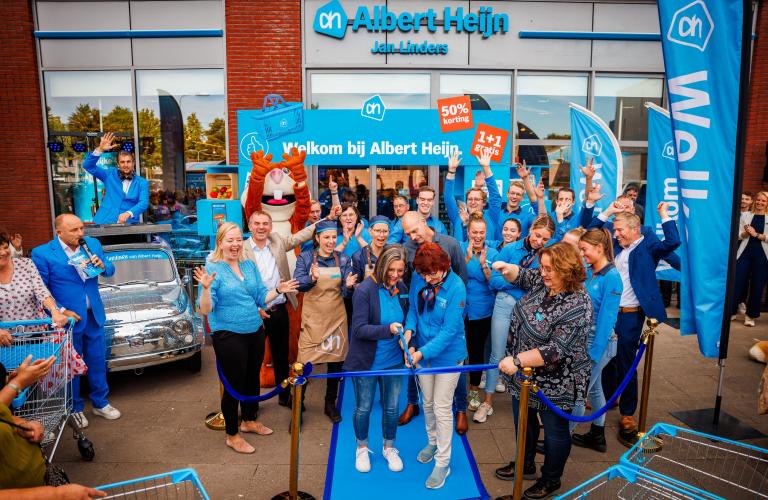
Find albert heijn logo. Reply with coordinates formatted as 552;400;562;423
582;134;602;157
666;0;714;52
662;140;676;161
314;0;348;39
361;95;386;121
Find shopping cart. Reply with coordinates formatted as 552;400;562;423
556;464;722;499
0;318;94;461
621;422;768;499
97;469;210;499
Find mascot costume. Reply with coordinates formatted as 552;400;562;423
241;148;311;385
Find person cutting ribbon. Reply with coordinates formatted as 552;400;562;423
82;132;149;224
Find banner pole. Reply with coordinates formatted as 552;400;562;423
713;0;753;426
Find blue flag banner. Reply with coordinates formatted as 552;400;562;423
658;0;745;357
569;103;623;214
645;103;682;282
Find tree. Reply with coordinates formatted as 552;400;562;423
67;104;100;133
47;106;66;134
138;108;162;182
103;106;134;134
183;112;205;162
203;117;226;161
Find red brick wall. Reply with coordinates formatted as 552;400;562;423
0;0;52;248
743;1;768;193
225;0;303;165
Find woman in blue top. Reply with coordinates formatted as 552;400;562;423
481;215;555;420
336;203;371;258
404;242;467;490
459;213;499;421
350;215;390;284
195;222;299;454
294;220;354;423
344;245;409;474
571;228;623;452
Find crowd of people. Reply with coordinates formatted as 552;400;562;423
2;134;766;497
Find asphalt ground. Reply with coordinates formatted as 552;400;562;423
58;318;768;499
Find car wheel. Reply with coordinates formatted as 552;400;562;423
187;350;202;372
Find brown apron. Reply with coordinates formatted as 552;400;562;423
297;253;348;364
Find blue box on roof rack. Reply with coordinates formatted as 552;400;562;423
253;94;304;140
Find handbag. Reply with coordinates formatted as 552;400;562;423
0;415;69;486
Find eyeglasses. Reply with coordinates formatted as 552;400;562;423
421;270;443;280
370;228;389;234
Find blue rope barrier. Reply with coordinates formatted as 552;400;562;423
216;362;288;403
306;363;498;379
518;343;647;422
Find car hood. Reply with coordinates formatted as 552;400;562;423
101;284;189;324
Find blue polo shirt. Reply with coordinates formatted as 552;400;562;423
370;288;406;370
497;204;536;240
585;263;623;363
460;241;499;320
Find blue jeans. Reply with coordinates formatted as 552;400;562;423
71;310;109;412
602;311;644;416
352;372;403;447
486;292;517;392
570;337;617;431
512;398;572;482
407;372;468;414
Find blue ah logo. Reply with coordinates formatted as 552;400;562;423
582;134;603;157
662;140;676;161
313;0;348;39
666;0;714;52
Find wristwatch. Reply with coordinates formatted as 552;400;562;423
512;355;522;370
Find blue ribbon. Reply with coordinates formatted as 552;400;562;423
307;363;498;379
216;362;288;403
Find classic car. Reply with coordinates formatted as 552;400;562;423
99;243;203;372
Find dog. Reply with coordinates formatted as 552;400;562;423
749;339;768;363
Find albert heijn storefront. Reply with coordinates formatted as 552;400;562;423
10;0;764;255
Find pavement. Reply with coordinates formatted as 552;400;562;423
59;316;768;499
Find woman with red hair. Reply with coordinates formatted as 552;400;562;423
403;242;467;490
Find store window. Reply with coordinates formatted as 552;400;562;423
318;167;371;218
593;76;663;141
310;73;430;109
375;166;428;218
43;71;134;223
515;75;588;141
438;74;512;111
136;69;226;228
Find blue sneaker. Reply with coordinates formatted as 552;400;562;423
426;465;451;489
416;444;437;464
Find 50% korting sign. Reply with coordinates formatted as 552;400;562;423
437;95;474;132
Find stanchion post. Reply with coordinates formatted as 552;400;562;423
273;363;315;500
512;367;534;500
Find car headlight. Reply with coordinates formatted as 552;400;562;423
173;319;192;336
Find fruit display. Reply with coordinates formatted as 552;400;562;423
209;185;234;199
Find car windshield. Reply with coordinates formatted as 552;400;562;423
100;249;176;286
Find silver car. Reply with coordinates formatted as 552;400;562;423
99;244;203;372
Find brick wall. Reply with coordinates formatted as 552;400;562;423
0;0;52;248
225;0;303;165
743;1;768;193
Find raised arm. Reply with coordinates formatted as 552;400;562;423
444;152;462;230
516;161;537;203
649;203;681;259
83;132;120;182
478;150;503;226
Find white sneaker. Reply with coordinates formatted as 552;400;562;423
479;373;486;390
745;316;756;327
355;447;372;473
738;302;747;315
473;402;494;423
72;411;89;429
382;446;403;472
93;404;121;420
495;381;506;393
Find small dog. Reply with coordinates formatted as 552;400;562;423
749;339;768;363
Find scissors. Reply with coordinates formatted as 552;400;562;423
397;325;422;401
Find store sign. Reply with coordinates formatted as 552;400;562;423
313;0;509;55
237;109;511;166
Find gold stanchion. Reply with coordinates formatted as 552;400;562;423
273;363;315;500
205;382;226;431
496;367;534;500
619;318;663;451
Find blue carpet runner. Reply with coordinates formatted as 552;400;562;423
323;377;489;500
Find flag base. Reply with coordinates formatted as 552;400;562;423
670;409;766;441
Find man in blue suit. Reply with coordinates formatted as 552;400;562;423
31;214;120;428
83;132;149;225
600;205;679;444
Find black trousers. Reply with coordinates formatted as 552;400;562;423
301;361;343;406
465;316;492;387
263;303;290;402
212;329;265;436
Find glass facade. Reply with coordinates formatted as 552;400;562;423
593;76;664;142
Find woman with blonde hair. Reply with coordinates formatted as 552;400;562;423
733;191;768;327
196;222;299;454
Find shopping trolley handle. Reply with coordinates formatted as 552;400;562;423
0;317;75;330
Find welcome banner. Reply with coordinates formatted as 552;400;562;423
657;0;746;357
645;103;682;282
569;103;622;214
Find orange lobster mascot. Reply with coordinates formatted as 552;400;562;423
241;147;311;386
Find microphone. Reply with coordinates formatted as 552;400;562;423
77;238;95;260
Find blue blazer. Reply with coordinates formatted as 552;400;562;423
83;152;149;224
344;277;409;372
580;203;681;271
31;237;115;333
616;220;680;321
